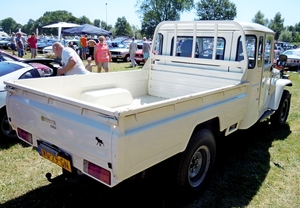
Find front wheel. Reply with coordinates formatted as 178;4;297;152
124;55;130;62
0;107;17;139
270;90;291;126
177;129;216;192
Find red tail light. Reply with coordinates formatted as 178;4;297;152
17;128;33;144
83;160;111;185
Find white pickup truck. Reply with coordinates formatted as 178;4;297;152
5;21;292;191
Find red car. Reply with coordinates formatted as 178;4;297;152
134;49;144;65
134;41;156;65
0;49;54;72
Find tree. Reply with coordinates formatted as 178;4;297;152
22;19;37;35
268;12;285;40
76;16;92;25
195;0;237;20
252;11;268;26
294;33;300;44
136;0;194;38
131;25;141;39
114;17;132;37
278;30;293;42
1;17;18;34
35;10;78;35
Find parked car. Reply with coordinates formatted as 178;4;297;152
282;49;300;70
108;41;130;62
43;39;79;54
37;39;58;53
0;49;56;71
134;41;152;65
0;59;60;139
0;37;11;49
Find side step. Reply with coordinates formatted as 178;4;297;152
259;109;275;122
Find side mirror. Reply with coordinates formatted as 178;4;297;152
276;54;287;66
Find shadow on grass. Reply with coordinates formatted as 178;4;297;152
0;121;291;208
0;136;30;150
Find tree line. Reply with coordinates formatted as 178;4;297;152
0;0;299;43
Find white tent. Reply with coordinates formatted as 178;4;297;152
0;31;9;37
42;22;79;40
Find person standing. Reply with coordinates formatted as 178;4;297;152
27;32;38;58
94;36;111;73
80;34;88;60
61;36;67;47
52;42;90;76
77;38;82;57
15;32;24;58
129;37;138;67
142;37;151;63
87;38;97;60
10;32;16;55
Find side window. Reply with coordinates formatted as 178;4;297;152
264;35;273;65
154;33;163;55
176;37;193;57
237;35;256;68
19;69;41;79
258;36;263;67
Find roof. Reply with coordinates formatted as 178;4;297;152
155;20;274;34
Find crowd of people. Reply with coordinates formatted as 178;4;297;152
7;31;153;76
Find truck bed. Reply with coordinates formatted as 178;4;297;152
5;55;248;187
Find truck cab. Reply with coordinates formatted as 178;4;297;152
151;21;292;130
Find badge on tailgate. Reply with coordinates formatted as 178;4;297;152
37;141;72;172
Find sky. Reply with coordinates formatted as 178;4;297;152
0;0;299;30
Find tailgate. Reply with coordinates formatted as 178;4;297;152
6;86;116;176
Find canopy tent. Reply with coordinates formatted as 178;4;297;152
42;22;79;40
62;24;112;36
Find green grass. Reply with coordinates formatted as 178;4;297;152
0;53;300;207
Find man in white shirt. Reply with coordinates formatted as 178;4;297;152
129;37;138;67
52;42;90;76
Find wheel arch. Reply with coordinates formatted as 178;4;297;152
191;117;220;140
269;79;292;110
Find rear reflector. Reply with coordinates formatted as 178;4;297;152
83;160;111;185
17;128;33;144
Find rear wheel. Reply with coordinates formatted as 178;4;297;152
270;90;291;126
177;129;216;192
0;107;17;139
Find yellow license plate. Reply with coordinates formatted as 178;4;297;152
41;149;72;172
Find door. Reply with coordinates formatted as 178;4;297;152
258;34;274;113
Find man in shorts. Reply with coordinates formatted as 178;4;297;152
80;34;88;60
10;33;16;55
142;37;151;63
15;32;24;58
27;32;38;58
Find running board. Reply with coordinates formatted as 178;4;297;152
259;109;275;122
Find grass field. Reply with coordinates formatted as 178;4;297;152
0;52;299;207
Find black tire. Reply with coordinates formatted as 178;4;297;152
177;129;216;192
270;90;291;126
0;107;17;139
112;58;117;62
124;55;130;62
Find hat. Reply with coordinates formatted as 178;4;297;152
143;37;147;40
